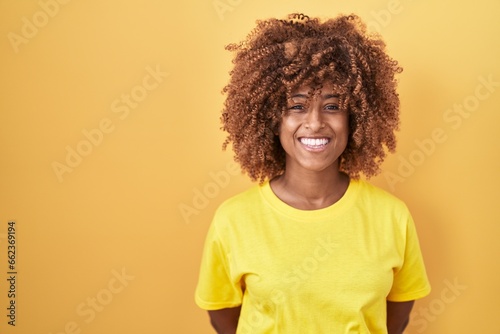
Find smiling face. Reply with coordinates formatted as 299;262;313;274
278;82;349;175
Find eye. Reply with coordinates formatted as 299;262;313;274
324;104;340;111
288;104;306;112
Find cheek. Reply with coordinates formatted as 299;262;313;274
277;123;298;153
338;123;349;138
336;116;350;136
277;118;299;137
332;118;350;147
333;117;347;126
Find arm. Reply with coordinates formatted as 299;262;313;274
208;306;242;334
386;300;414;334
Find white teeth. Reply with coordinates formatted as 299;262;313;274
300;138;329;147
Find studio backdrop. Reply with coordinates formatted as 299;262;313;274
0;0;499;333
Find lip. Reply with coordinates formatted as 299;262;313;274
298;136;331;152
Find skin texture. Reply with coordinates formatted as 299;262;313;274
387;301;415;334
271;82;350;210
207;12;415;334
208;306;241;334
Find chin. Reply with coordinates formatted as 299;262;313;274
299;163;337;173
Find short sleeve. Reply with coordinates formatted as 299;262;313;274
195;220;243;310
387;213;431;302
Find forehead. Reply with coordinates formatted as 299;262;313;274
290;81;339;97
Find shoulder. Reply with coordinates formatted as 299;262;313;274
354;179;410;215
218;184;262;211
211;184;264;225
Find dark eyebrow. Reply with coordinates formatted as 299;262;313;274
290;93;308;99
290;93;339;99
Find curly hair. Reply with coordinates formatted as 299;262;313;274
221;13;402;183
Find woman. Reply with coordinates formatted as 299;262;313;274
195;13;431;334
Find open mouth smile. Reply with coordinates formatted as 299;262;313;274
299;137;331;151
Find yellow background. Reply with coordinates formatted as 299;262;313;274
1;0;499;333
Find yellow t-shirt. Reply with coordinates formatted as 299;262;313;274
195;179;431;333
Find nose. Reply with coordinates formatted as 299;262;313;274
305;108;324;131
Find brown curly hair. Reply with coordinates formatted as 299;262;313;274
221;13;402;183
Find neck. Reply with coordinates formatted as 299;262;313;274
270;163;349;210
